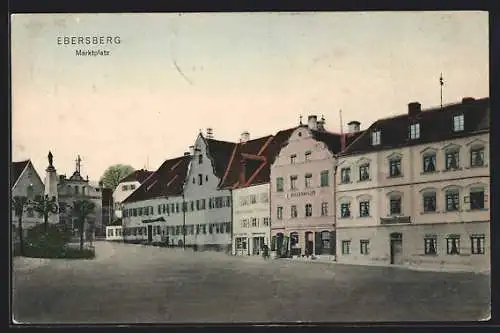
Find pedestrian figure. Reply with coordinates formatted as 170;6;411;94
262;245;270;260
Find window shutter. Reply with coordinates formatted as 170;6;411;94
315;232;322;255
330;231;336;255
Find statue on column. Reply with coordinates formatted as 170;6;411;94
48;151;53;167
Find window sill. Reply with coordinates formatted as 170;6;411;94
359;215;372;219
467;164;488;169
420;211;440;215
339;216;353;220
420;170;439;175
423;253;438;256
444;209;462;213
387;174;403;179
357;179;372;183
442;167;463;173
339;181;353;185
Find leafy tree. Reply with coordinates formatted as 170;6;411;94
71;200;96;251
32;195;58;232
11;196;29;256
99;164;135;191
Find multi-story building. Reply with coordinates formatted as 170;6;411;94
270;115;363;259
182;130;236;251
112;169;154;219
218;129;294;256
120;155;191;244
336;97;490;271
11;159;45;233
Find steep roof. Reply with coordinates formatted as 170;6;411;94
123;155;191;203
340;97;490;157
120;169;155;184
11;160;30;188
205;138;237;180
219;127;296;189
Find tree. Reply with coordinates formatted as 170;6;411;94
99;164;135;191
12;196;29;256
71;200;96;251
32;195;58;232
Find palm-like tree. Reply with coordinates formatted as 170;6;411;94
71;200;96;251
11;196;29;256
32;195;59;232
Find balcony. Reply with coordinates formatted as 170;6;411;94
380;216;411;225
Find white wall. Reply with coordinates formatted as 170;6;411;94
11;162;45;229
113;180;141;218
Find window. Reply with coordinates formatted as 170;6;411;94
341;240;351;255
445;189;460;211
423;153;436;173
469;188;485;210
305;203;312;217
130;185;136;190
122;185;128;191
291;205;297;218
27;207;34;217
290;175;298;190
251;218;258;227
304;173;312;188
424;235;437;255
305;151;311;161
446;235;460;255
359;164;370;181
340;168;351;183
321;202;328;216
250;195;257;204
321;231;331;250
471;235;485;254
471;147;485;167
360;201;370;217
423;192;437;212
157;205;161;215
276;177;284;192
263;217;270;226
290;154;297;164
389;159;402;177
198;174;203;185
320;170;329;187
340;203;351;218
389;195;402;215
371;130;381;145
198;154;203;164
360;240;369;255
453;114;464;132
409;123;420;139
196;200;200;210
201;199;206;210
445;150;460;170
277;206;283;220
260;192;269;203
225;222;231;233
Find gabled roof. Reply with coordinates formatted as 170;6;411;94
340;97;490;157
12;160;30;188
219;127;296;189
120;169;154;184
205;138;237;180
122;155;191;203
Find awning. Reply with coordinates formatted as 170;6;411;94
141;217;166;224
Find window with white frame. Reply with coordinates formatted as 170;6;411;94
446;234;460;255
276;177;284;192
320;170;329;187
445;149;460;170
422;152;437;173
445;189;460;211
305;151;312;161
290;154;297;164
291;205;298;218
340;167;351;183
360;240;369;255
423;191;437;212
251;218;258;227
453;114;464;132
371;130;381;145
340;202;351;218
341;240;351;255
389;195;402;215
304;173;312;188
469;187;486;210
263;217;270;226
409;123;420;139
360;201;370;217
389;158;402;177
471;234;485;254
424;235;437;255
359;163;370;181
305;203;312;217
470;146;485;167
321;202;328;216
290;175;298;190
277;206;283;220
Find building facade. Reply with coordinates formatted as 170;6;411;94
269;116;359;259
336;97;490;271
112;169;153;219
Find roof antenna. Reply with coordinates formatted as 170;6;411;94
440;73;444;109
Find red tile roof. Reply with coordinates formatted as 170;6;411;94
120;169;155;184
11;160;30;188
122;155;191;203
205;138;238;180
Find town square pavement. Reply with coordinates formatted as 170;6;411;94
12;241;490;324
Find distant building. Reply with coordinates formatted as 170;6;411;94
101;187;114;235
112;169;153;219
11;159;45;233
336;97;490;271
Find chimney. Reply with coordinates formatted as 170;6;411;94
347;121;361;134
184;152;190;156
240;131;250;143
317;115;326;131
206;128;214;139
408;102;421;116
462;97;475;104
308;115;318;131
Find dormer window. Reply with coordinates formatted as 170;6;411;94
409;123;420;139
453;114;464;132
371;130;381;146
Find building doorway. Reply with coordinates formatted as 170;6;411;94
276;233;284;257
147;225;153;243
305;231;314;256
252;237;264;255
390;232;403;265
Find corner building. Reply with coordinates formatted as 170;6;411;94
336;97;490;271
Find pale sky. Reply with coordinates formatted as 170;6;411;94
11;11;489;181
